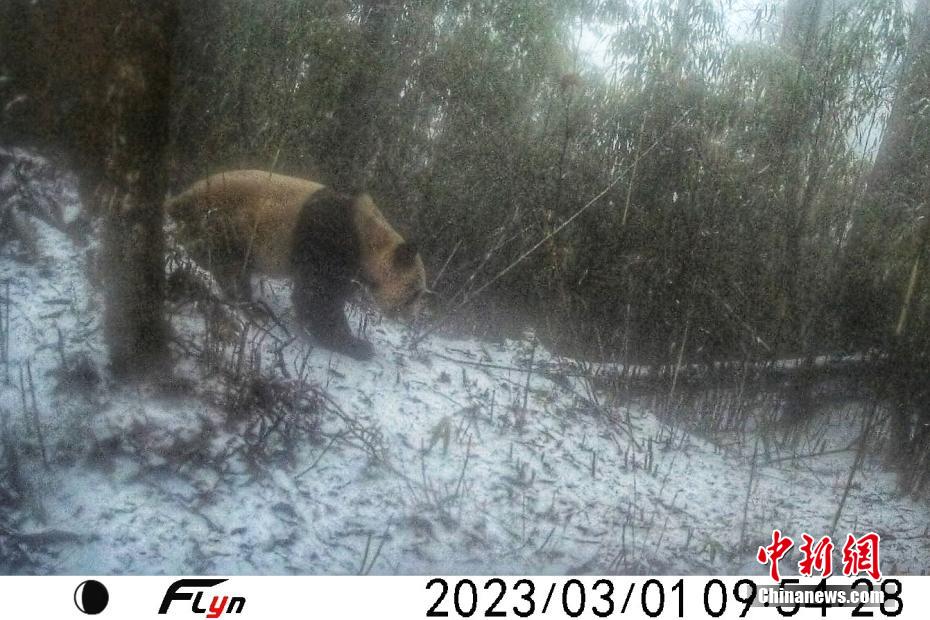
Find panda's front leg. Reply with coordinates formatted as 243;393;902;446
292;275;374;361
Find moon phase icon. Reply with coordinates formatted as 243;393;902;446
74;580;109;615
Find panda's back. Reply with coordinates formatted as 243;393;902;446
169;170;325;277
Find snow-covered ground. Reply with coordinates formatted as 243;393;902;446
1;154;928;575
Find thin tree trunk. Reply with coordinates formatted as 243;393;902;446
321;0;397;192
771;0;824;420
95;3;178;375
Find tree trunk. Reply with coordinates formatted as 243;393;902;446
97;3;178;376
0;0;177;377
772;0;825;422
319;0;397;192
861;0;930;474
866;0;930;203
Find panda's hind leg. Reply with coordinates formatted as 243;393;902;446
292;275;373;361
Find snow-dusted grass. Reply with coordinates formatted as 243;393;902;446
1;157;928;575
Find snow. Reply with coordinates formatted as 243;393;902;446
1;154;928;576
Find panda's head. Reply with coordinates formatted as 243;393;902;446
351;193;428;320
369;240;428;320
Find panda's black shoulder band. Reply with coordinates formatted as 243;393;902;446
290;188;362;281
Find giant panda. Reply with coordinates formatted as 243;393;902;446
167;170;427;360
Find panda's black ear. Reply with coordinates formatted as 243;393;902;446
393;241;419;269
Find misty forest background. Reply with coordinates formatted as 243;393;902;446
1;0;930;500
